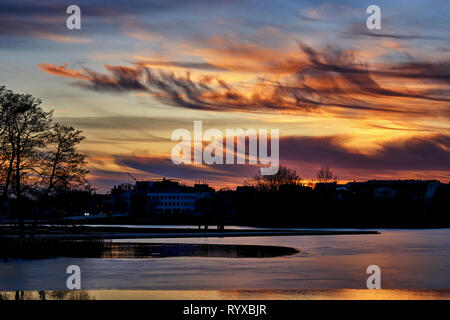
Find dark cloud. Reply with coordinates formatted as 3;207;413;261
340;20;450;42
280;134;450;172
0;0;244;39
95;134;449;189
382;62;450;82
135;61;226;71
339;30;448;41
0;0;192;45
294;42;450;107
0;0;199;19
114;155;260;182
76;65;148;92
298;42;450;83
54;115;265;131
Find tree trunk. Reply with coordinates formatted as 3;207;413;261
47;143;61;196
1;152;14;201
15;140;24;239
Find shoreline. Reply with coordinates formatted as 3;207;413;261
1;219;447;229
0;229;380;240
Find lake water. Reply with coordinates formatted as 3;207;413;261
0;229;449;291
2;289;450;300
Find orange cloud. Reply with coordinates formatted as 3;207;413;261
32;31;91;43
39;63;91;80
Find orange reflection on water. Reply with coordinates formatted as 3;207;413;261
1;289;449;300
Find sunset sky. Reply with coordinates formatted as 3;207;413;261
0;0;449;192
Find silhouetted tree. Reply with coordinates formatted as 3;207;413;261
0;86;89;236
316;165;338;182
248;165;302;192
0;86;52;236
43;123;89;195
1;86;17;201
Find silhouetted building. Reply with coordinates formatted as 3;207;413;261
90;193;111;215
346;180;440;201
314;182;339;199
279;184;312;193
111;183;134;213
236;186;256;193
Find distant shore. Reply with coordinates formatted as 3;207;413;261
38;213;450;229
0;225;380;240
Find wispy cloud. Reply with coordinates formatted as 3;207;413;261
39;43;450;120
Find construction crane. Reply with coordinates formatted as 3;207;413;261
127;172;138;182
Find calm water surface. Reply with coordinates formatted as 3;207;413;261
0;229;449;290
2;289;450;300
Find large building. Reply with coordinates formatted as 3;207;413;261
112;178;214;215
111;183;134;213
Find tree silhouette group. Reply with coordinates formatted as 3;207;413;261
0;86;89;236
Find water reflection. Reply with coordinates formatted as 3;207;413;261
0;290;94;300
104;243;299;258
0;289;449;300
1;230;448;290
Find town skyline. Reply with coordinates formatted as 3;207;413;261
107;172;447;194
